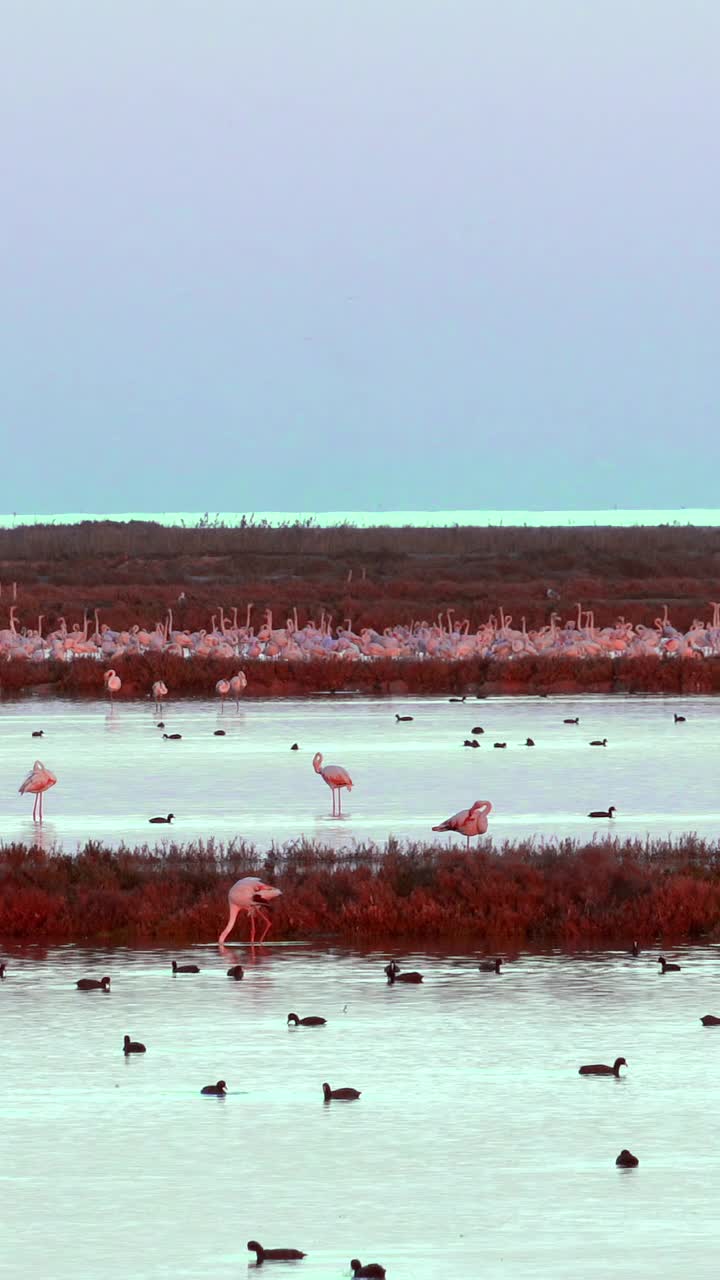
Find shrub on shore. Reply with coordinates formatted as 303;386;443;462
2;835;720;947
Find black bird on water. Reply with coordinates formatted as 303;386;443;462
214;729;225;736
589;739;607;747
396;714;413;722
149;813;174;824
588;806;616;818
323;1082;361;1101
201;1080;227;1096
123;1034;146;1054
579;1056;627;1077
463;739;480;748
163;733;182;740
658;956;681;972
172;960;199;974
616;1149;639;1167
32;730;43;738
471;726;484;734
385;961;423;984
564;717;579;724
351;1261;386;1279
290;743;299;750
227;965;244;980
247;1240;306;1264
288;1013;326;1026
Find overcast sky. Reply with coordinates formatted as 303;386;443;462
1;1;718;514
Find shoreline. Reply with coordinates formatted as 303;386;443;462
1;653;719;699
2;835;719;948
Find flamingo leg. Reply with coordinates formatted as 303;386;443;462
218;903;240;944
32;793;38;821
256;908;272;942
39;791;43;821
338;789;343;815
248;910;256;944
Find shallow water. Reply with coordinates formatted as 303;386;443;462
2;942;719;1279
0;693;718;851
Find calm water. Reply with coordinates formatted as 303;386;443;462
2;942;718;1279
2;506;720;527
1;693;719;851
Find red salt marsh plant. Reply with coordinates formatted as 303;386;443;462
3;835;720;947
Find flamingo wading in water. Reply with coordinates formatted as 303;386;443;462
152;680;168;712
19;760;57;821
230;671;247;709
432;799;493;849
104;669;122;700
313;752;353;815
218;877;282;944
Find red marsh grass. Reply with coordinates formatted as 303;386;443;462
2;835;720;948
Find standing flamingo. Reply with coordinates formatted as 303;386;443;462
218;877;283;944
152;680;168;713
230;670;247;709
19;760;57;821
432;799;493;848
215;678;230;712
313;752;353;815
104;669;122;700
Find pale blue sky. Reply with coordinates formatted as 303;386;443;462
1;1;718;513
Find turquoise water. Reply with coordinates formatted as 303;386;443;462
1;942;718;1279
1;693;718;852
1;507;719;527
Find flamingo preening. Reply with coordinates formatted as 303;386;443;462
313;752;353;815
19;760;57;821
152;680;168;712
215;678;230;712
432;799;493;849
218;877;282;945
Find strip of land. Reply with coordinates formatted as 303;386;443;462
1;836;718;947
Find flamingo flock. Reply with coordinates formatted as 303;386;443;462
5;603;720;664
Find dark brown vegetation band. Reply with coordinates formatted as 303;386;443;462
1;836;719;947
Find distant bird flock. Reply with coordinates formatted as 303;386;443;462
4;602;720;663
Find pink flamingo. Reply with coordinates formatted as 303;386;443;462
313;752;353;815
152;680;168;712
19;760;57;822
218;877;283;944
215;678;230;712
104;669;122;700
229;670;247;709
432;799;493;849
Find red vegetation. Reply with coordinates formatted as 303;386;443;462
2;836;720;947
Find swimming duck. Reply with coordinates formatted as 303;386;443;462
287;1013;326;1026
214;730;226;737
395;714;413;722
471;726;485;734
350;1261;386;1279
172;961;200;974
385;961;423;984
493;742;507;749
76;976;111;991
579;1056;627;1077
247;1240;306;1264
32;730;43;738
701;1014;720;1026
123;1034;146;1054
674;714;686;723
589;739;607;747
201;1080;227;1096
149;813;175;824
226;965;244;980
290;743;299;750
588;806;616;818
616;1149;639;1167
563;717;579;725
162;733;182;740
658;956;681;972
478;958;503;973
322;1082;360;1101
523;738;535;746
